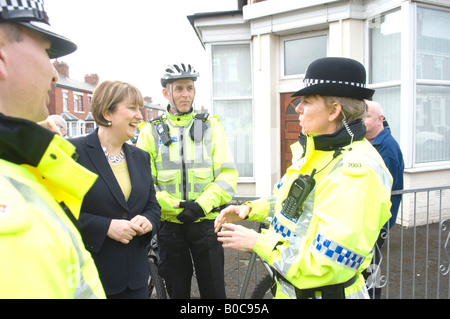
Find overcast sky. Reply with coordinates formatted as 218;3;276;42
45;0;238;108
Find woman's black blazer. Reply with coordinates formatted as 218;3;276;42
69;129;161;295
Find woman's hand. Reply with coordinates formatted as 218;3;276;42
214;205;250;233
107;219;141;244
217;223;259;252
130;215;153;235
107;216;152;244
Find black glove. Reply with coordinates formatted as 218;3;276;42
177;201;205;224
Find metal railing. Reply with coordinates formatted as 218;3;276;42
225;186;450;299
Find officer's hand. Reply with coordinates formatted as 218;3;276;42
175;201;205;224
214;205;250;233
217;223;259;252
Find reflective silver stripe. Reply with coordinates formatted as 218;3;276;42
153;116;227;200
215;162;236;176
272;187;316;276
279;279;297;299
214;180;235;197
363;155;392;190
156;161;213;170
151;123;170;163
158;184;176;193
6;176;97;299
194;139;203;162
272;151;389;278
347;285;370;299
272;159;333;275
267;196;277;219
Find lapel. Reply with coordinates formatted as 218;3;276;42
123;142;140;208
85;130;129;212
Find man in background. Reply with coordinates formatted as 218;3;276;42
48;114;68;137
364;100;405;298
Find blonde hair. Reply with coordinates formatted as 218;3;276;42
322;96;367;130
91;80;143;126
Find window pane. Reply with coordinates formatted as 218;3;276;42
86;123;95;134
369;10;401;83
284;35;327;76
212;44;251;97
415;85;450;163
213;100;253;178
63;92;68;112
371;86;401;141
79;96;83;112
70;122;76;137
417;7;450;81
73;95;78;112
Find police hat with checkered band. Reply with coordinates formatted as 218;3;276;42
291;57;374;100
0;0;76;58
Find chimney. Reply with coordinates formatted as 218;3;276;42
84;74;99;86
144;96;153;104
238;0;247;9
53;60;69;78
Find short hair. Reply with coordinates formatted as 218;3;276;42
48;114;67;132
0;22;24;42
322;96;367;130
91;80;143;126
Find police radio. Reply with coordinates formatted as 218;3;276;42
282;169;316;219
156;122;172;146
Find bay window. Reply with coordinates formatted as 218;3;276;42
211;43;253;178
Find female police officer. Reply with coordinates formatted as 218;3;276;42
215;57;392;299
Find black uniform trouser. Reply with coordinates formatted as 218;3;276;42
157;219;226;299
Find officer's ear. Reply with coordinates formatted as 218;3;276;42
0;33;8;80
162;86;170;101
328;102;342;122
0;51;6;80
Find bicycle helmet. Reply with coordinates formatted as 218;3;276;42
161;63;199;87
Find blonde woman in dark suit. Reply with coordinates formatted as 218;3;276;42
70;80;161;299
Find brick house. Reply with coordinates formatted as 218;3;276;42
48;60;164;137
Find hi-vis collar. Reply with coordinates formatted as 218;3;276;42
150;113;210;144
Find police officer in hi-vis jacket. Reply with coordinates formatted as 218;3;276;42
0;0;105;298
137;63;238;298
215;57;392;299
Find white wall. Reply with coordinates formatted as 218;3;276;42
252;33;281;197
400;171;450;227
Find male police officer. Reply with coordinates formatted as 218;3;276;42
137;63;238;298
0;1;105;298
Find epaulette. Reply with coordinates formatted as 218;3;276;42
190;113;210;142
149;115;166;125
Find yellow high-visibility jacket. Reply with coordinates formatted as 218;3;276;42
137;109;238;223
247;122;392;299
0;115;105;299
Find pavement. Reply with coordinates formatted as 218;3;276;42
377;222;450;299
188;221;450;299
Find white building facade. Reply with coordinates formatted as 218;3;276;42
188;0;450;225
